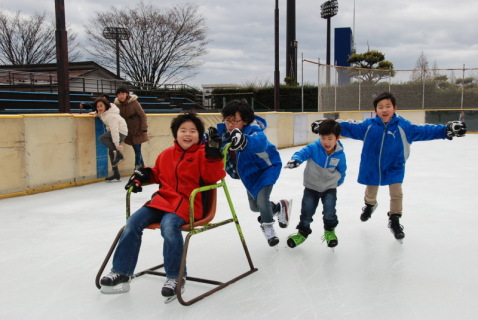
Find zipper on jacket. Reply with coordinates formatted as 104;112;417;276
378;123;387;185
174;150;187;213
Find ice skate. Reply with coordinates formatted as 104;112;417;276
287;230;307;248
361;203;378;221
100;272;131;294
111;150;124;167
161;277;186;303
105;166;121;182
277;199;292;228
260;222;279;247
388;214;405;243
322;229;338;249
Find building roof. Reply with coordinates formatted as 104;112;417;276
0;61;121;81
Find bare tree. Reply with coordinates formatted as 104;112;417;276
0;11;79;65
84;2;209;88
410;52;434;82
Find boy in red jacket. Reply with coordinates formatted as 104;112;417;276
100;113;226;302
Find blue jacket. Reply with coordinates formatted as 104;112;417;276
218;115;282;198
339;114;447;186
291;139;346;192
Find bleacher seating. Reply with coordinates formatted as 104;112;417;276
0;91;205;114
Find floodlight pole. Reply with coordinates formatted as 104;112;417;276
321;0;338;86
286;0;297;83
274;0;280;110
103;27;131;78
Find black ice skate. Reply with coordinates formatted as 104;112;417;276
161;278;186;303
388;214;405;242
111;150;124;167
361;203;378;221
105;166;121;182
100;272;131;294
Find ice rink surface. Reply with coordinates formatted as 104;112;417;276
1;135;477;320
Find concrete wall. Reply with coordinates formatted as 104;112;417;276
1;110;475;197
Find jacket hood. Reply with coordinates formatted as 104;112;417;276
114;94;138;105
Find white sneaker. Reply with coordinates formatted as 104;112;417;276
277;199;292;228
260;222;279;247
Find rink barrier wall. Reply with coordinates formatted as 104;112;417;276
0;109;476;198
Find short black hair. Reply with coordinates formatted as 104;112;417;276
221;99;255;124
318;119;341;138
115;87;129;95
373;92;396;110
170;113;205;144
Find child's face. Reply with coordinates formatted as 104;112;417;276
320;133;338;155
176;120;200;150
223;111;246;132
375;98;396;123
117;92;128;102
96;101;106;113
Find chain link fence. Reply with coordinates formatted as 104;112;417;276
303;60;478;112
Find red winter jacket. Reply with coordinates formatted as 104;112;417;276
145;141;226;223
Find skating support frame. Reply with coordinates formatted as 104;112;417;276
95;145;258;305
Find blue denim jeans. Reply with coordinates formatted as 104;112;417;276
132;144;144;167
111;206;186;278
247;184;275;223
297;187;338;233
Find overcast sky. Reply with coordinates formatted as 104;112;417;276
2;0;477;87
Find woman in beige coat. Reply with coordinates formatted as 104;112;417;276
92;97;128;181
114;87;149;170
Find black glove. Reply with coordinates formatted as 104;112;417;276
205;127;223;159
125;167;152;193
446;121;467;139
284;160;300;169
311;120;323;134
230;128;247;151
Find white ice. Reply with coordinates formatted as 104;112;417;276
1;135;477;320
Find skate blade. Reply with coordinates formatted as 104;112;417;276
163;287;185;304
164;295;177;304
100;282;130;294
104;179;121;183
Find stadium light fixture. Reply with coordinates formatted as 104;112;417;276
103;27;131;78
321;0;339;85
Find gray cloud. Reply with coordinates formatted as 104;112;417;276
1;0;477;87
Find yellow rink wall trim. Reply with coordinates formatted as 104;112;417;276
0;176;129;199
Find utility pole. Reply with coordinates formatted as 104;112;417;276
54;0;70;113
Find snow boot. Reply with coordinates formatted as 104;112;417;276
388;213;405;240
105;166;120;182
277;199;292;228
260;222;279;247
361;202;378;221
322;229;338;248
100;272;131;294
161;277;186;303
287;230;308;248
